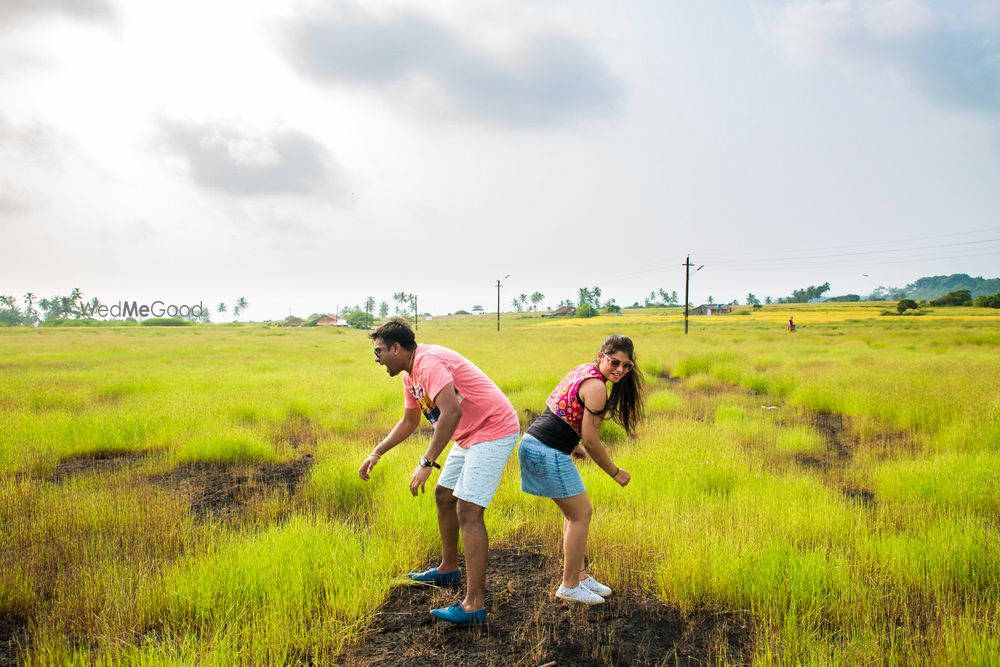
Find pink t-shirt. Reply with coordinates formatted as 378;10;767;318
403;344;520;448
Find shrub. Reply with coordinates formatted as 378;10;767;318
897;299;919;314
576;303;598;318
41;318;106;327
141;317;193;326
973;292;1000;308
930;290;972;306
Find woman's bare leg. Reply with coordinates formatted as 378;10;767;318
553;493;592;588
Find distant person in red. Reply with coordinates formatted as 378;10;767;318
358;318;520;626
788;316;796;332
518;334;646;605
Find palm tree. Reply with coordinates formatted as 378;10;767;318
69;288;83;318
529;292;544;311
393;292;409;315
378;301;389;318
22;292;38;326
670;291;679;305
592;286;602;308
658;288;669;305
233;297;248;321
707;296;714;305
217;302;227;315
512;298;523;313
577;287;592;307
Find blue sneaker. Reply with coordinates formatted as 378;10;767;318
430;603;487;626
407;567;462;585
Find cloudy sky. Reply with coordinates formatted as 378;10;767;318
1;0;998;319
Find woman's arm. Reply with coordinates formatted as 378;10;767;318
578;379;630;486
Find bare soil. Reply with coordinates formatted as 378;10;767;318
337;548;753;667
150;455;314;519
51;449;152;481
272;415;320;449
0;614;27;667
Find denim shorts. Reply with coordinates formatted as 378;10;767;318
518;433;585;499
437;432;518;508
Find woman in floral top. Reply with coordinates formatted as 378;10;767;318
519;334;646;605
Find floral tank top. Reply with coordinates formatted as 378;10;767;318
545;363;607;436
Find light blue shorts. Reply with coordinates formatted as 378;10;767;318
437;432;518;508
518;433;586;499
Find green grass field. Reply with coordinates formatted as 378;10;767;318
2;304;999;665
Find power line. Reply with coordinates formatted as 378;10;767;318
709;248;1000;272
707;237;1000;265
594;235;1000;282
698;225;1000;257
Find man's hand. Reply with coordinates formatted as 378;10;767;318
358;453;380;481
410;464;433;496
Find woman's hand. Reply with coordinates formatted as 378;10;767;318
612;467;631;487
571;446;588;460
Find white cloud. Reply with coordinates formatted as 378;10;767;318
756;0;855;66
282;3;624;127
0;0;114;29
859;0;934;38
758;0;1000;116
156;118;342;198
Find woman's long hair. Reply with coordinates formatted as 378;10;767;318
599;334;646;437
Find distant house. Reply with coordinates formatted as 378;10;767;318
691;304;732;316
315;314;349;327
283;316;304;327
544;305;576;317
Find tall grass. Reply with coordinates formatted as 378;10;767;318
1;306;998;664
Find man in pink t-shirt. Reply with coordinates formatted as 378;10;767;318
358;318;520;626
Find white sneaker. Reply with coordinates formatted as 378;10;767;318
579;575;612;597
556;583;605;605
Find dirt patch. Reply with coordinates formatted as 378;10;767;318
150;455;314;519
52;449;153;481
272;415;319;449
0;614;27;667
803;414;877;507
813;412;854;460
842;485;876;507
337;548;753;666
657;371;682;384
793;452;831;471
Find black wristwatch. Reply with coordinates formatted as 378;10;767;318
419;456;441;469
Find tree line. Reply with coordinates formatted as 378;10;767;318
0;290;250;326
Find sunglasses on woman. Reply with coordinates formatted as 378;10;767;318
601;352;634;372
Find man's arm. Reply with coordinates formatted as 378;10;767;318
409;382;463;495
358;408;421;481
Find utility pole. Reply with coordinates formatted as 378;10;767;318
411;294;418;330
683;255;703;335
496;274;510;332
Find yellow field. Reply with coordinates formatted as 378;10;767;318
2;305;998;664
